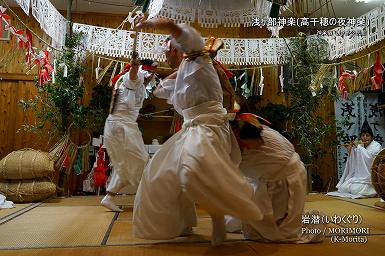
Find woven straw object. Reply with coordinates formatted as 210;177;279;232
371;148;385;201
0;180;56;203
0;149;54;180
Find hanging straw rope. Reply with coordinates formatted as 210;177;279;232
49;123;91;175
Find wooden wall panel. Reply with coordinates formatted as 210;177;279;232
0;80;51;159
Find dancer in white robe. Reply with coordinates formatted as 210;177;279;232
133;18;263;245
225;113;324;243
332;120;381;198
101;59;156;212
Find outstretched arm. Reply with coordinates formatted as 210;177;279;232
129;57;141;81
138;18;204;54
137;18;182;40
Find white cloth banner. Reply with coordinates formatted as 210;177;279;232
147;0;273;28
16;0;385;62
335;92;385;178
31;0;66;48
15;0;30;15
72;23;289;65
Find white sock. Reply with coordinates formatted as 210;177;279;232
101;194;123;212
180;227;193;236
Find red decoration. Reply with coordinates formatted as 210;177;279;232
111;64;131;85
338;66;350;99
141;64;156;71
62;154;71;168
371;52;383;90
33;50;54;86
175;117;182;133
236;113;272;129
25;29;33;67
0;6;10;37
92;144;108;187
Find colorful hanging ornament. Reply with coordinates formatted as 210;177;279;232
0;6;10;37
24;29;34;67
73;149;83;175
92;145;108;187
4;24;27;49
338;65;350;99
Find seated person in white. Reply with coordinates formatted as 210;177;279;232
334;120;382;198
225;113;324;243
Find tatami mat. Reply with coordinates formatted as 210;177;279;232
247;235;385;256
305;199;385;234
0;242;258;256
2;235;385;256
0;193;385;254
335;197;384;209
42;195;135;207
107;215;243;245
0;204;31;219
0;206;115;249
305;193;338;202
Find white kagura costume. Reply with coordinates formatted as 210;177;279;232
333;140;382;198
225;126;324;243
103;69;149;194
133;24;262;240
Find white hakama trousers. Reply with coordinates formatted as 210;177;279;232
103;115;149;194
133;101;263;239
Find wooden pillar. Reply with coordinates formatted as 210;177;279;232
66;0;73;37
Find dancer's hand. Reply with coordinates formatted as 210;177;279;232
137;17;172;29
137;18;182;38
130;57;140;68
166;71;177;80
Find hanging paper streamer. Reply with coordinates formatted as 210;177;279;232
58;63;68;77
258;68;264;96
52;59;57;83
234;70;249;98
279;65;284;92
250;68;256;96
15;0;30;15
30;0;67;48
240;71;250;97
95;57;101;80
